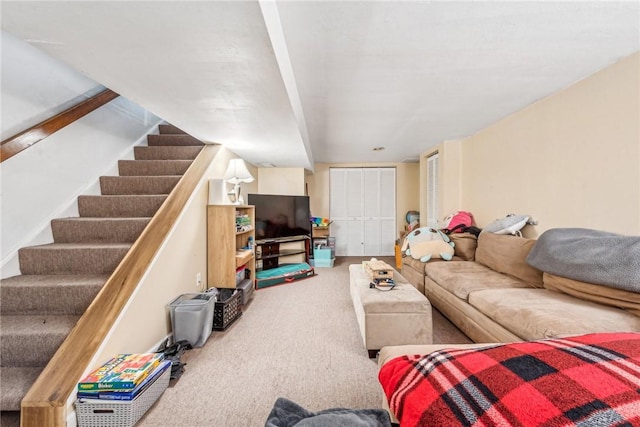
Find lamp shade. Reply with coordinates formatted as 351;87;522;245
223;159;254;184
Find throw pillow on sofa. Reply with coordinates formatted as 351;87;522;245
449;233;477;261
475;232;543;287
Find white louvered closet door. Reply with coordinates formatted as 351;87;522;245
329;169;364;256
330;167;396;256
345;169;365;255
378;168;397;255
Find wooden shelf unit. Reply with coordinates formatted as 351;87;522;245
207;205;255;289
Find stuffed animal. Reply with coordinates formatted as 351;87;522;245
484;214;530;236
401;227;455;262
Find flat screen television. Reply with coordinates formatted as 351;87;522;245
248;194;311;242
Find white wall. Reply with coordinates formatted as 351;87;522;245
1;31;162;277
1;31;99;139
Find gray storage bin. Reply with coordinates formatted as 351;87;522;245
168;293;215;347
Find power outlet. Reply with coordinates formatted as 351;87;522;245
196;272;202;289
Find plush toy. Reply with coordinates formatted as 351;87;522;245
484;214;530;236
401;227;455;262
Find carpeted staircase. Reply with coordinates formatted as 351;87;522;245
0;124;204;423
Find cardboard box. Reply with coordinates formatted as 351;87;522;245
312;226;330;238
363;259;394;281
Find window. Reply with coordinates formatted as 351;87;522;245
426;152;439;228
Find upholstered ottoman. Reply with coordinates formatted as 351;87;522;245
349;264;433;358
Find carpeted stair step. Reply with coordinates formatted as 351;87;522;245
18;243;131;275
99;176;181;195
159;123;186;134
1;314;80;367
1;367;43;411
0;411;20;427
118;159;193;176
1;275;108;315
78;195;167;217
147;134;203;146
51;217;150;243
134;145;202;160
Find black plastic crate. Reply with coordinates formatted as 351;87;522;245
213;289;242;331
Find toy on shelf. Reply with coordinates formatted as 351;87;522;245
310;216;331;227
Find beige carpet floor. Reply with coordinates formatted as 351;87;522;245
136;256;471;427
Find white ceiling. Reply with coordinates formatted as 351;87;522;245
2;1;639;171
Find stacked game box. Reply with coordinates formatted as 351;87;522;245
76;353;171;427
77;353;169;400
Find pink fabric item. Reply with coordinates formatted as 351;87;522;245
445;211;474;231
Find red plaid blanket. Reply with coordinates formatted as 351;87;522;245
379;333;640;426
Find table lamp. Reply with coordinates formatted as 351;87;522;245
223;159;254;205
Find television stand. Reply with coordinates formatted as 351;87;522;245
255;236;310;271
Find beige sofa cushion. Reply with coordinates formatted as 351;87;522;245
425;261;530;301
628;309;640;318
475;232;543;287
543;273;640;311
468;288;640;341
449;233;477;261
401;256;430;273
401;256;464;274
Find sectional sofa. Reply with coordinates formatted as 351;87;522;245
382;230;640;425
400;231;640;343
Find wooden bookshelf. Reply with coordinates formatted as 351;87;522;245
207;205;255;288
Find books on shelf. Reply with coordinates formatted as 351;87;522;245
78;353;164;392
235;213;252;232
77;360;171;401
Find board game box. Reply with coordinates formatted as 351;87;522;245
77;360;171;401
78;353;164;391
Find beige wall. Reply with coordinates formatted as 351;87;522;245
307;162;420;239
431;52;639;237
258;167;305;195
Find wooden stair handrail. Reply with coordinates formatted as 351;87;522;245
20;144;219;427
1;88;119;163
